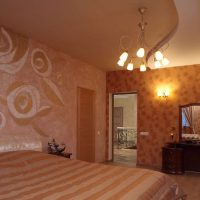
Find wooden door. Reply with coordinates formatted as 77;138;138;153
77;87;95;162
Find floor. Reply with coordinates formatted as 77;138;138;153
113;148;136;167
108;148;200;200
169;172;200;200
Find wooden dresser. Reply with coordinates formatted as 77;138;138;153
162;145;184;174
162;142;200;174
178;142;200;172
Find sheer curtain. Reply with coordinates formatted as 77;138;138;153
192;106;200;135
183;106;194;134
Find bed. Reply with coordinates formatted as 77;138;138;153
0;150;185;200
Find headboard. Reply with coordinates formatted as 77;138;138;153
0;133;42;152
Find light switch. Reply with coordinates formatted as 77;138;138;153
140;132;149;136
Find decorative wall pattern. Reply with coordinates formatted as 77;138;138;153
0;27;106;162
0;27;29;74
107;65;200;168
0;111;6;129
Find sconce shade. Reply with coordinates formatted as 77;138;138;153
136;47;145;58
155;51;163;61
157;88;170;97
165;89;170;96
119;52;128;62
157;90;163;97
127;62;134;71
140;64;146;72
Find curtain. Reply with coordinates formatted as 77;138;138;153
183;106;194;134
192;106;200;135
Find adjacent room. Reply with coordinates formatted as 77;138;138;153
0;0;200;199
113;93;137;167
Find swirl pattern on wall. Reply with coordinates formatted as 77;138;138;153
31;48;52;77
7;84;50;120
0;27;65;138
0;27;29;74
0;112;6;130
42;78;65;106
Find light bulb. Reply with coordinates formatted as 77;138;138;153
136;48;145;58
155;51;163;61
154;60;162;68
117;59;124;67
162;57;170;66
140;64;146;72
119;52;128;62
127;63;134;71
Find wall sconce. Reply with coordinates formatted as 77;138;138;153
157;88;170;98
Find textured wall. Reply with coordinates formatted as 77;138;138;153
106;65;200;168
114;95;137;128
0;27;106;162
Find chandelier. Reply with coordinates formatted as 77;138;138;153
117;7;170;71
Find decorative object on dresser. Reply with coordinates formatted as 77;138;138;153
162;143;184;174
48;138;72;158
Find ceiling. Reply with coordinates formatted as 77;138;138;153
0;0;182;71
160;0;200;69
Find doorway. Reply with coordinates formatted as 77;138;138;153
112;93;137;167
77;87;95;162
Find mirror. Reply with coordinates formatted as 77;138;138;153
179;103;200;143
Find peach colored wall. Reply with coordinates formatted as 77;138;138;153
106;65;200;168
0;27;106;162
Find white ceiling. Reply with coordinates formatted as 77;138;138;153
0;0;178;71
149;0;200;69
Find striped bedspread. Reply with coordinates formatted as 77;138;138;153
0;151;184;200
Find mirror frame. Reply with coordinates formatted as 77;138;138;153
179;103;200;142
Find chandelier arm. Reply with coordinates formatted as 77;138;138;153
119;35;132;51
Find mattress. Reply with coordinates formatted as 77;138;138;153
0;151;185;200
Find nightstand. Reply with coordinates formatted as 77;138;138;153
162;146;184;174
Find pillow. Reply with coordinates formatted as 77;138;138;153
0;133;42;152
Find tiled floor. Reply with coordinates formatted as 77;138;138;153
113;148;137;167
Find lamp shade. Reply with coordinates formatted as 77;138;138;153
162;57;170;66
140;63;146;72
155;51;163;61
119;52;128;62
117;59;124;67
136;48;145;58
154;60;162;68
127;63;134;71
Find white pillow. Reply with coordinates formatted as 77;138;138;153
0;133;42;152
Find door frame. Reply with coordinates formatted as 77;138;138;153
111;92;138;161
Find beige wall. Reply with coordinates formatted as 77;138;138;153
0;27;106;162
114;95;137;129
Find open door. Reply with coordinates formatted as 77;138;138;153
77;87;95;162
112;93;137;167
